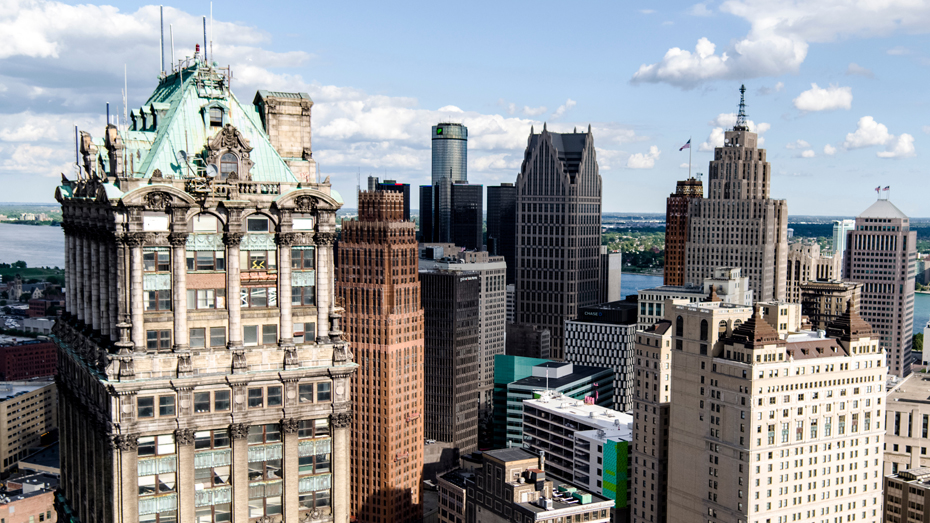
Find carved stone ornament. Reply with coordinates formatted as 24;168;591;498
315;232;336;246
167;232;189;247
294;195;316;213
329;411;352;429
119;356;135;378
275;232;296;246
144;191;171;211
229;423;250;440
223;232;244;246
175;428;196;446
300;511;323;522
232;350;247;370
124;232;147;248
257;516;275;523
151;169;166;182
284;346;298;367
113;434;139;452
205;124;254;180
280;417;300;434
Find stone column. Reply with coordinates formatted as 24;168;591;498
110;239;120;342
175;428;196;523
281;418;300;521
127;233;146;351
277;233;295;346
170;232;189;351
98;235;110;337
229;423;250;523
90;230;101;332
315;232;336;341
64;226;73;314
75;230;85;322
83;229;93;324
330;412;352;523
114;434;140;523
225;233;244;349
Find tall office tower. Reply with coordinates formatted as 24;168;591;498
53;60;354;523
785;241;841;303
664;177;703;286
564;299;638;411
431;123;468;243
367;175;379;192
487;183;517;283
599;247;622;303
514;125;602;359
833;218;855;259
843;198;917;378
337;191;424;522
665;299;886;523
450;182;483;251
800;280;862;331
418;185;434;242
685;86;788;302
419;250;506;415
375;179;411;221
883;373;930;475
631;320;673;523
420;270;480;455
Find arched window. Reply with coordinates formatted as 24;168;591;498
718;320;728;336
700;319;709;341
220;153;238;179
676;316;684;337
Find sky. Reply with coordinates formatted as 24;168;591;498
1;0;929;217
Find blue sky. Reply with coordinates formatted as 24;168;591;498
1;0;929;216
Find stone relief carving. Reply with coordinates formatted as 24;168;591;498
113;434;138;452
205;124;254;180
144;192;171;211
167;232;189;247
175;428;196;446
294;195;316;213
177;352;193;375
229;423;250;440
222;232;244;246
280;417;300;434
284;347;298;368
330;411;352;429
232;350;247;372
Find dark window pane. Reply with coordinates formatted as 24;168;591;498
214;390;230;411
316;382;331;402
210;327;226;347
137;396;155;418
190;328;206;348
159;396;176;417
193;392;211;414
298;384;313;403
267;386;282;407
248;388;263;408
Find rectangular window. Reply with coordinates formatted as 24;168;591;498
186;250;225;271
143;250;170;272
242;250;277;270
299;384;314;403
194;429;230;450
144;290;171;311
292;286;315;306
209;107;224;127
146;330;171;351
267;386;283;407
159;395;176;417
246;217;270;232
243;287;276;308
248;423;281;444
187;289;227;309
214;390;230;411
210;327;226;348
138;434;175;457
192;214;218;232
316;382;332;403
298;419;330;439
244;325;259;346
248;388;264;409
193;392;211;413
138;396;155;418
291;248;315;269
190;328;206;348
262;325;278;345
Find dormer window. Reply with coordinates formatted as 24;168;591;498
210;107;224;127
220;153;238;179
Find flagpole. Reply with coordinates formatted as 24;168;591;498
689;136;692;179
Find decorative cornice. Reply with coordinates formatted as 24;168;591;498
315;232;336;246
175;428;196;446
113;434;138;452
223;232;244;246
167;232;189;247
275;232;297;246
123;232;147;248
229;423;250;440
329;411;352;429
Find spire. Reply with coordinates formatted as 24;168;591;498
588;123;592;133
734;84;749;131
543;122;547;131
530;125;534;134
573;126;577;133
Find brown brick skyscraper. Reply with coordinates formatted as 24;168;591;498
664;177;702;285
338;191;424;523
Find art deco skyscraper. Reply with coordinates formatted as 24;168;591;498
514;124;602;360
843;198;916;377
53;58;354;523
685;86;788;302
486;183;517;283
337;191;425;522
665;177;702;286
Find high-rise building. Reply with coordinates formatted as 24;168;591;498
664;177;703;286
599;247;622;304
564;299;638;412
637;267;752;329
487;183;517;284
684;86;789;302
883;373;930;475
450;182;483;251
799;280;862;331
514;125;602;359
785;241;841;303
376;179;411;221
431;123;468;244
420;269;480;455
664;299;886;523
832;218;855;259
418;184;435;242
0;381;56;470
54;60;354;523
419;249;507;414
505;324;551;359
337;190;424;522
843;198;916;378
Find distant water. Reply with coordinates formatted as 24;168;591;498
0;224;65;268
620;273;663;299
915;294;930;335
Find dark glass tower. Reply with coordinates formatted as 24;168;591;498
431;123;467;243
487;183;517;283
450;182;483;251
513;124;602;360
376;179;411;221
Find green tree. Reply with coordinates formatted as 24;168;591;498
915;333;924;353
11;261;27;269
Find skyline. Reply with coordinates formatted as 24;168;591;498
1;0;929;216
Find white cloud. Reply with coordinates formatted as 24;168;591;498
843;116;892;149
922;125;930;134
887;46;911;55
846;63;874;78
793;83;852;112
632;1;930;88
689;3;713;16
823;144;837;155
786;139;810;150
551;99;577;119
523;106;547;117
800;149;815;158
627;146;661;169
680;163;690;168
699;113;770;150
878;134;916;158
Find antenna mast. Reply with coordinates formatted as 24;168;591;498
159;5;164;74
734;84;749;130
210;2;214;63
203;17;208;63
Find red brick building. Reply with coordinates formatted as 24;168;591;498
26;300;64;318
664;177;702;286
0;489;56;523
0;340;57;380
337;191;425;523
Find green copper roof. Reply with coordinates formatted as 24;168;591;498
119;62;297;183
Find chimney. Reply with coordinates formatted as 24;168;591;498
538;450;545;471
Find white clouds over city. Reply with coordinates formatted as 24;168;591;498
793;84;852;112
843;116;915;158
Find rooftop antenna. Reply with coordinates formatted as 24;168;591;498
74;125;80;179
734;84;749;131
159;5;165;74
210;2;214;63
106;102;110;126
170;24;175;72
202;16;208;64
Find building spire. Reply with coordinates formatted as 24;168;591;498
734;84;749;131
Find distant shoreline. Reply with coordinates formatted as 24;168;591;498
0;222;59;227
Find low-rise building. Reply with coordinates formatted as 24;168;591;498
0;381;57;470
884;467;930;523
22;318;55;335
884;373;930;475
0;340;56;380
0;487;56;523
637;267;752;329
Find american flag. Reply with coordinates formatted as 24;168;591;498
875;186;881;194
883;186;890;191
679;139;691;151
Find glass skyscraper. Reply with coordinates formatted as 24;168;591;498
430;122;468;243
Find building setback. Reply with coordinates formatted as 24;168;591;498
664;177;702;286
843;198;917;378
486;183;517;284
53;58;354;523
884;373;930;475
514;125;602;360
684;86;788;302
337;190;425;522
420;269;480;455
375;179;411;221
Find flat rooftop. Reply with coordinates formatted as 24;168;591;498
888;374;930;406
511;365;611;390
0;380;54;402
525;392;633;435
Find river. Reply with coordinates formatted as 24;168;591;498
0;223;65;268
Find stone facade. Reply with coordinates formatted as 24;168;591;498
53;59;355;523
786;241;841;304
664;177;702;286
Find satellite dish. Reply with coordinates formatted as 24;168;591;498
206;165;218;178
175;150;188;165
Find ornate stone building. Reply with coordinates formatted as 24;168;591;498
52;57;355;523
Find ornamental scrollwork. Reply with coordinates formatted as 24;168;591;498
280;417;300;434
294;195;316;213
167;232;189;247
229;423;250;440
222;232;244;246
315;232;336;246
113;434;138;452
144;192;171;211
329;411;352;429
175;428;196;446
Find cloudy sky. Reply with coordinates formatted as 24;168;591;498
2;0;929;216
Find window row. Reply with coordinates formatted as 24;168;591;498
145;246;316;273
145;322;316;351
